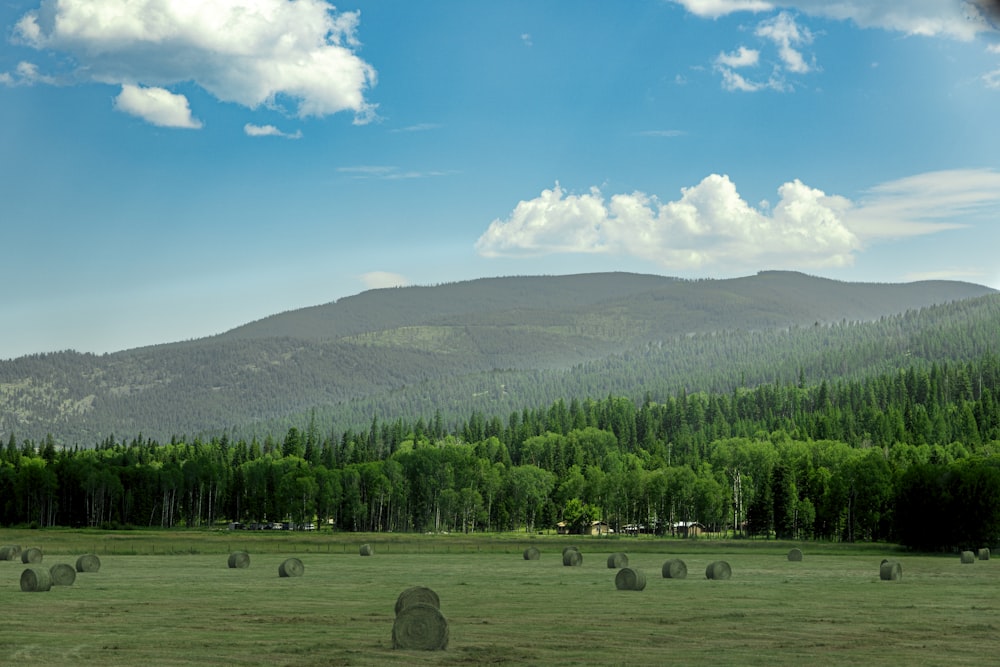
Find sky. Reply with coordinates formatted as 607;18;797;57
2;0;1000;359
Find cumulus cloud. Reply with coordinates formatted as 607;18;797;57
114;84;202;128
476;176;859;271
477;169;999;272
672;1;991;40
717;67;780;91
674;0;773;18
360;271;410;289
1;61;60;86
712;12;812;91
12;0;376;127
756;11;814;73
716;46;760;68
244;123;302;139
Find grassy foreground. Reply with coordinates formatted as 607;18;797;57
0;530;996;666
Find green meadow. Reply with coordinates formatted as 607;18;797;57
0;530;997;666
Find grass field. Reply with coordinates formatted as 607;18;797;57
0;530;997;666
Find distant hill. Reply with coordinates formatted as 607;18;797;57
1;271;996;446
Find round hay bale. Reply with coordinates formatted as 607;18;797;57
0;545;22;561
21;547;43;564
960;550;976;564
359;544;374;556
787;548;803;562
661;558;688;579
879;560;902;581
50;563;77;586
562;546;580;558
562;548;583;567
394;586;441;616
20;566;52;592
75;554;101;573
392;603;449;650
278;557;304;577
978;548;991;561
607;552;629;569
523;546;541;560
705;560;732;580
614;567;647;591
228;551;250;569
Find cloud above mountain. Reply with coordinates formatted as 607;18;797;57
11;0;376;128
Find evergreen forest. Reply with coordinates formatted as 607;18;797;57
3;272;1000;551
3;352;999;551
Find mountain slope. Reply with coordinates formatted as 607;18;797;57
1;271;995;445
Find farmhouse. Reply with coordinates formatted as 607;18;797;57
671;521;705;537
587;520;612;536
556;520;613;535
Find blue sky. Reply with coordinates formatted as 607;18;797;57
2;0;1000;359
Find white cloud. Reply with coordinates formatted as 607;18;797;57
391;123;442;133
244;123;302;139
114;84;202;128
476;176;859;270
1;61;59;86
337;165;456;180
13;0;376;126
360;271;410;290
984;68;1000;88
713;13;812;91
845;168;1000;239
478;169;999;272
716;46;760;68
476;183;609;257
755;11;814;73
718;67;767;91
673;1;773;18
673;1;990;40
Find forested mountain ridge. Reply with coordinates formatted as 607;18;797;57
1;271;995;446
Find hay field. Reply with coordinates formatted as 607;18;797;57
0;534;997;666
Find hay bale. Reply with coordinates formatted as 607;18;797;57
20;566;52;592
75;554;101;573
614;567;647;591
661;558;688;579
562;546;580;558
359;544;374;556
960;550;976;564
0;545;22;561
278;557;304;577
787;548;803;562
228;551;250;569
392;603;449;650
394;586;441;616
607;552;629;569
523;547;540;560
879;560;902;581
49;563;77;586
978;548;991;561
21;547;42;564
705;560;732;580
562;548;583;567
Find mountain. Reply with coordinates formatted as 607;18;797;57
1;271;996;446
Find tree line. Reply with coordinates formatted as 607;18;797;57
2;353;999;550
